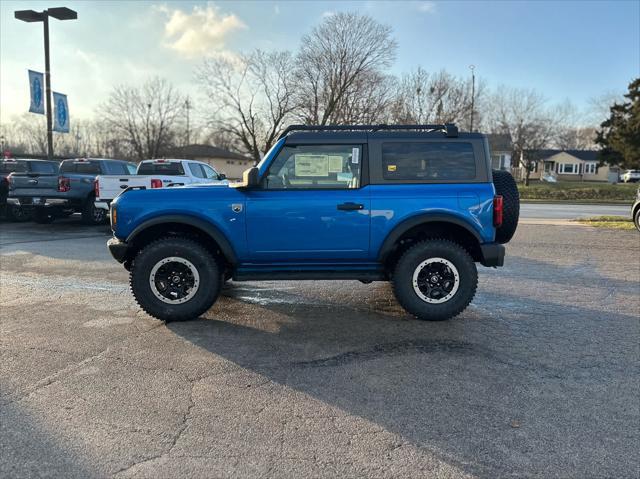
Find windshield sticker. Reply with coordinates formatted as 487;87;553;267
337;172;353;182
351;147;360;164
295;154;328;177
328;156;343;173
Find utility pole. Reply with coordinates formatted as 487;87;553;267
469;65;475;132
184;97;191;146
15;7;77;160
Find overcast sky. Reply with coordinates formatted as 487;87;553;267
1;0;638;124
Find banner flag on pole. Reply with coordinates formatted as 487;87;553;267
53;92;70;133
28;70;45;114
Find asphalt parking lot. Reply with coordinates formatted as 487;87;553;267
1;217;639;478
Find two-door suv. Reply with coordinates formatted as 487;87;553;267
107;124;519;322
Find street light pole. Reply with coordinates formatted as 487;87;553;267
43;13;53;160
15;7;77;160
469;65;476;132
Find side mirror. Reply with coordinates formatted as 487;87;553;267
218;173;226;180
229;167;259;189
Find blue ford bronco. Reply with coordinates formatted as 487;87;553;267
107;124;519;322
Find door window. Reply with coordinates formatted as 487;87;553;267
264;144;361;189
202;164;220;179
188;163;205;178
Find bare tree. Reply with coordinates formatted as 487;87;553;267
101;77;184;161
295;12;397;125
390;68;483;128
486;87;557;185
198;50;297;162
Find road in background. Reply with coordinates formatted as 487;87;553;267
520;202;631;219
1;220;639;478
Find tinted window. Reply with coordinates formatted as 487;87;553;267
202;164;219;179
382;142;476;181
188;163;205;178
29;161;58;174
0;161;27;174
60;160;102;174
265;144;361;189
105;162;129;175
126;163;137;174
137;162;185;175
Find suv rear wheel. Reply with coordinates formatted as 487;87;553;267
392;239;478;321
130;237;222;321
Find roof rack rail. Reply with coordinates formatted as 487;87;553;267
277;123;459;140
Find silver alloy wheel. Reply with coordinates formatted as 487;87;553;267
93;204;105;222
149;256;200;304
412;257;460;304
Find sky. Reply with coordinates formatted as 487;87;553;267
1;0;638;125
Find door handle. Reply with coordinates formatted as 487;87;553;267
337;202;364;211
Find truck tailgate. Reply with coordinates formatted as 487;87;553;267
96;175;190;201
9;174;59;199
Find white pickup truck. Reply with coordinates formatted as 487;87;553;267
95;159;228;210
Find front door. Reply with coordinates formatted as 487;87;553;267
245;143;370;262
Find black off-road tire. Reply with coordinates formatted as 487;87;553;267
392;239;478;321
130;237;222;322
634;208;640;232
33;207;55;224
81;196;107;225
6;205;32;222
492;169;520;244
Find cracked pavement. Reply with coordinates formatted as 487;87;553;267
1;218;639;478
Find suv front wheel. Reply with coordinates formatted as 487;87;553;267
392;239;478;321
130;237;222;321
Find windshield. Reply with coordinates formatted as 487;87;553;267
137;162;185;175
257;138;285;175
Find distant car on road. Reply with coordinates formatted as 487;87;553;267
2;159;59;222
621;169;640;183
8;158;135;224
632;187;640;232
94;159;228;211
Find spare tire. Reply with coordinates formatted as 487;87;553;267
492;170;519;244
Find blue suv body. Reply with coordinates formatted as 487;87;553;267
108;124;519;322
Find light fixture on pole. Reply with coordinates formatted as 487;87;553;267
15;7;77;160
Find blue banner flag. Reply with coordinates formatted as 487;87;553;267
28;70;45;114
53;92;70;133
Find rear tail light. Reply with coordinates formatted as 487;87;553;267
94;179;100;198
150;179;163;188
493;195;503;227
58;176;71;192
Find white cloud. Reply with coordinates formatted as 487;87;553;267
157;4;246;58
416;1;436;13
321;10;336;18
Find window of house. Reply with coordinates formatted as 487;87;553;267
264;144;361;189
382;142;476;181
584;163;597;174
559;163;577;174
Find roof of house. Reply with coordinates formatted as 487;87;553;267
528;149;599;162
487;134;512;152
167;144;251;162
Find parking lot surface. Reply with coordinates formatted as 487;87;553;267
1;218;639;478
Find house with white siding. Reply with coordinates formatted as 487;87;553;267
513;149;619;182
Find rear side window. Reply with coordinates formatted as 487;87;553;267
29;161;58;174
382;142;476;181
137;162;185;175
60;161;102;174
0;161;27;174
188;163;205;178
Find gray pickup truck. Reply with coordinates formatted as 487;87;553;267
2;159;60;222
8;157;135;224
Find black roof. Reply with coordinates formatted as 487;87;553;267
168;144;251;161
527;149;599;162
